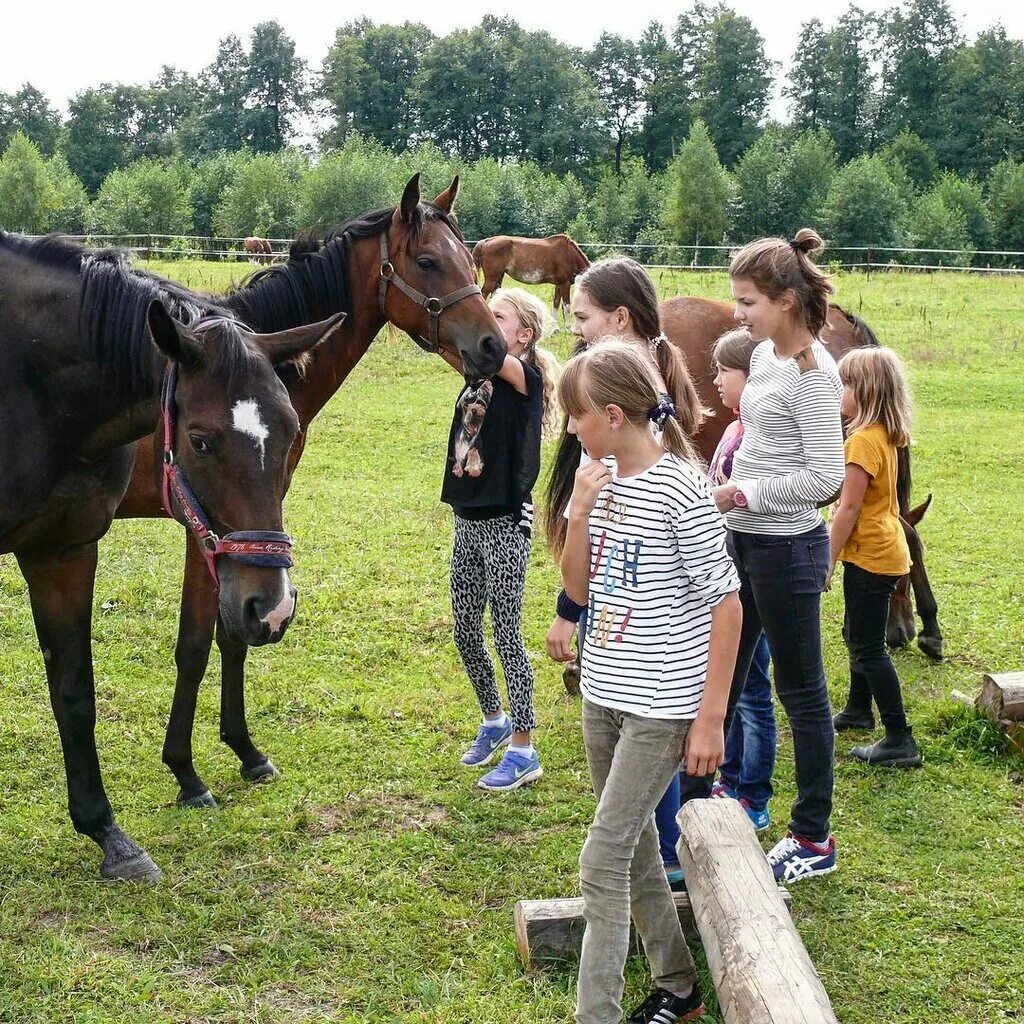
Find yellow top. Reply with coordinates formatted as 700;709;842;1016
838;423;912;576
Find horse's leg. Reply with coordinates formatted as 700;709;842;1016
17;543;161;881
904;523;944;661
482;272;502;301
162;539;220;808
216;614;278;783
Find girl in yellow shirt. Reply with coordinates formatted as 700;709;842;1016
827;347;922;767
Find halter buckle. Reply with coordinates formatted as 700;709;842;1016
163;450;175;466
380;260;395;281
202;534;220;553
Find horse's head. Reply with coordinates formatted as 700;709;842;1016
147;303;345;647
887;494;932;649
381;173;506;379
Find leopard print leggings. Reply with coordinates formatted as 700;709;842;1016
450;513;535;733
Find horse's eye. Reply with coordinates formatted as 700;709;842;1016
416;257;438;271
189;435;212;455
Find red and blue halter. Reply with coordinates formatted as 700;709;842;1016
160;363;294;586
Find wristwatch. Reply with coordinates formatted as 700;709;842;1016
733;488;749;510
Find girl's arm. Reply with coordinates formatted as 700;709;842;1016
685;592;742;777
826;462;871;588
560;462;612;605
497;354;528;395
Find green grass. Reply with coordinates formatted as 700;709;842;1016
1;266;1023;1022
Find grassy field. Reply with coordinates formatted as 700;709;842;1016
1;260;1022;1022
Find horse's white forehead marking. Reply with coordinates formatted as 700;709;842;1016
232;399;269;469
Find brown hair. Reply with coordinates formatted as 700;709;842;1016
837;347;912;448
729;228;835;336
489;287;562;438
712;327;760;374
558;340;700;466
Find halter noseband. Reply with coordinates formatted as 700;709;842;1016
378;230;482;353
160;364;294;586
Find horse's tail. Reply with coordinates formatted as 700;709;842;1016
831;302;880;347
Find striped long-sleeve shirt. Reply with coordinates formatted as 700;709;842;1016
581;453;740;719
726;339;845;536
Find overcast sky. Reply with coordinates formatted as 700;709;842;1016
5;0;1023;122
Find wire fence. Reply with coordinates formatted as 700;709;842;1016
49;233;1024;274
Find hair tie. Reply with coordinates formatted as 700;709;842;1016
647;395;675;429
649;332;667;352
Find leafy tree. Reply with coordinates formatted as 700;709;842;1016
320;20;434;151
820;154;907;252
786;20;833;134
64;88;127;195
637;21;693;170
246;21;308;152
987;159;1024;255
0;84;61;156
195;35;252;155
91;159;192;234
188;152;249;236
731;129;786;240
878;130;937;192
904;190;971;264
46;153;90;233
212;152;303;238
775;129;838;234
0;132;56;232
664;119;733;248
586;33;644;175
932;172;990;251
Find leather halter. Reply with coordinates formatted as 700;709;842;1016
160;364;294;586
377;230;482;353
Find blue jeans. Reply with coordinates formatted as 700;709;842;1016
719;633;775;811
679;524;834;842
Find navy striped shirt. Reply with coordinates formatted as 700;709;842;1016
580;453;740;719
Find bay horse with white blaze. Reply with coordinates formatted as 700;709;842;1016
473;233;590;319
0;231;340;880
115;175;508;809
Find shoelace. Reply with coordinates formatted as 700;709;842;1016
767;835;802;865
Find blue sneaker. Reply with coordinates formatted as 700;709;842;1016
739;798;770;833
767;832;837;885
477;749;543;792
460;719;512;767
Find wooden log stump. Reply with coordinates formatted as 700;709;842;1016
676;799;838;1024
514;888;792;971
978;672;1024;722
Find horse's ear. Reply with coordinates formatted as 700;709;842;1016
253;311;347;367
395;173;421;225
147;301;203;369
906;492;932;527
433;176;460;215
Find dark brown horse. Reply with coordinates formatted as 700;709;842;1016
473;233;591;318
0;232;338;880
243;236;273;263
115;175;507;809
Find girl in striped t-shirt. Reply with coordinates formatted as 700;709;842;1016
560;340;741;1024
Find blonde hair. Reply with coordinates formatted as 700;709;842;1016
729;228;835;336
490;287;562;438
712;327;760;374
837;347;912;448
558;340;700;465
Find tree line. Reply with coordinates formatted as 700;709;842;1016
2;1;1024;263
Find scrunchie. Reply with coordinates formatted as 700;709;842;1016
647;394;676;429
649;332;668;352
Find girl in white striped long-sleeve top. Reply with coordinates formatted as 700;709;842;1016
694;227;845;886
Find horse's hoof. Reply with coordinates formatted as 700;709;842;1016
241;759;278;783
177;789;218;810
918;635;944;661
562;660;581;697
100;851;163;883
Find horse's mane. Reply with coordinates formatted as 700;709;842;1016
0;231;249;391
226;201;464;336
829;303;880;347
565;235;591;268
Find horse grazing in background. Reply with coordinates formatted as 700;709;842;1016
473;233;591;318
115;174;508;811
0;232;338;880
244;236;273;263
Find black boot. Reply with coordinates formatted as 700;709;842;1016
833;705;875;732
851;727;923;767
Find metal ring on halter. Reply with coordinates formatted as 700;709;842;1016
380;261;395;280
425;297;444;314
202;534;220;552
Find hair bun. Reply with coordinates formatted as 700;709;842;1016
791;228;823;256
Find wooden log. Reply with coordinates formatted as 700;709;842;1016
676;799;838;1024
514;887;792;971
978;672;1024;723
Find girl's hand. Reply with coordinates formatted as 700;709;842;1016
793;345;819;374
823;561;835;592
571;461;613;517
713;483;737;512
684;713;725;778
546;616;578;662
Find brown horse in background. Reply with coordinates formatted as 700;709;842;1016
243;236;273;263
473;233;590;318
